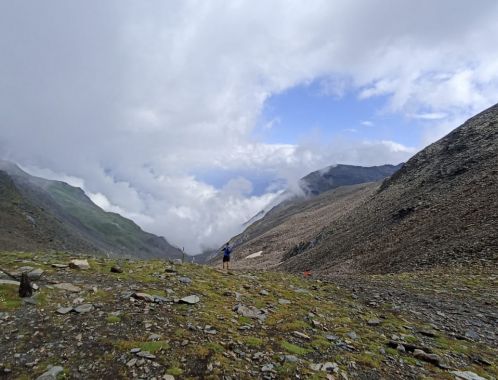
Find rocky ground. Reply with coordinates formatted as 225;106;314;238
0;251;497;379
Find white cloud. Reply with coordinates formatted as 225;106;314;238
361;121;374;127
1;1;497;252
408;112;447;120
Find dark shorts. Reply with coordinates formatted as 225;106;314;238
223;255;230;262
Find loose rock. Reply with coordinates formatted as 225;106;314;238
69;259;90;270
178;295;200;304
35;366;64;380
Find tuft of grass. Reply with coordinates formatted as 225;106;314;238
166;367;183;376
106;315;121;324
0;285;22;310
243;336;264;347
280;341;311;355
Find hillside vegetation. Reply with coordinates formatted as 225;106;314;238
1;251;496;379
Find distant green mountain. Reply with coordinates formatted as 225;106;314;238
0;160;182;259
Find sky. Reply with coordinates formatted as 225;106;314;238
1;1;498;253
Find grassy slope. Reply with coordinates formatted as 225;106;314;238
1;251;496;379
45;182;181;258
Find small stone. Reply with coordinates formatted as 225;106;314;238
57;307;73;315
162;375;175;380
110;266;123;273
326;335;339;341
310;363;322;371
346;331;358;340
397;344;406;353
69;259;90;270
130;348;141;353
450;370;487;380
367;319;381;326
178;277;192;284
36;366;64;380
419;329;438;337
293;331;311;340
261;364;274;372
74;304;93;314
154;295;169;303
413;349;440;365
28;268;44;280
283;355;298;363
278;298;291;305
52;263;68;268
133;293;155;302
259;289;269;296
464;330;479;340
137;351;156;359
148;333;161;341
53;283;81;292
22;297;37;305
322;362;338;372
178;295;200;304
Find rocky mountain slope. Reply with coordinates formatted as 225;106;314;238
0;251;496;379
0;161;182;259
280;103;498;275
300;164;402;196
209;164;401;269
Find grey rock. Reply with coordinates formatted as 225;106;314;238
346;331;358;340
322;362;338;372
234;304;266;320
56;307;73;315
367;318;381;326
148;333;161;341
69;259;90;270
17;266;34;273
259;289;269;296
179;295;200;304
326;335;339;341
22;297;37;305
464;330;479;340
179;277;192;284
130;348;141;353
278;298;291;305
450;371;487;380
28;268;44;280
133;292;155;302
53;283;81;292
293;331;310;340
52;263;68;269
153;296;169;304
126;358;137;367
413;349;440;365
36;366;64;380
310;363;322;371
282;355;298;363
162;375;175;380
137;351;156;359
74;304;93;314
261;364;274;372
0;279;20;286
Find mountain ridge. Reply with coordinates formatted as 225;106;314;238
0;161;182;259
279;103;498;274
